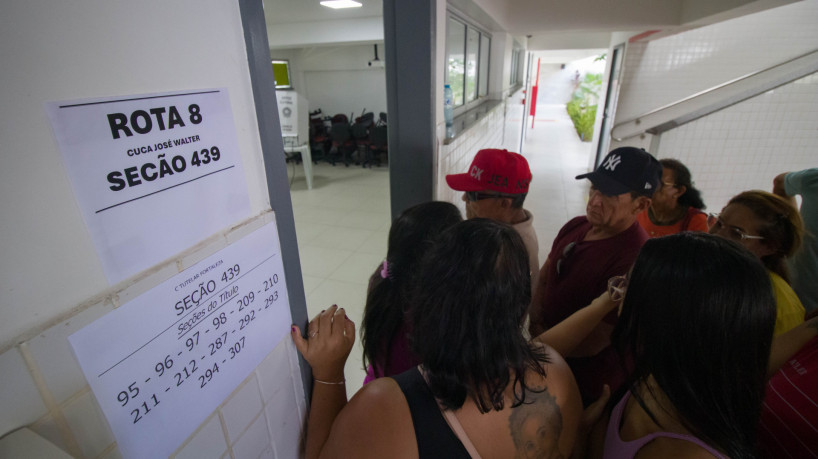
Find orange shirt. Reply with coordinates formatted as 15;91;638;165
637;207;708;237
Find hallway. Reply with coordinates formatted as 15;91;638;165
289;98;594;396
523;103;593;263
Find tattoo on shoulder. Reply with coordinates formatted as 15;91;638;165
508;387;564;459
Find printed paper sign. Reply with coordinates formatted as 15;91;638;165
275;91;298;137
69;221;291;459
46;89;251;284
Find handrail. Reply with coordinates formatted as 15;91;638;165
610;49;818;142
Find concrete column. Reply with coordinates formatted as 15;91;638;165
383;0;437;220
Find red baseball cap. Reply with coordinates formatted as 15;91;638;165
446;149;531;194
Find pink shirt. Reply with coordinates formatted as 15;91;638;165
604;392;726;459
363;321;419;384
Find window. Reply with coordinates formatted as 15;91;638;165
446;18;466;107
272;60;292;89
445;13;490;113
479;34;490;97
465;27;479;103
509;44;524;87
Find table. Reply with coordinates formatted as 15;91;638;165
283;142;313;190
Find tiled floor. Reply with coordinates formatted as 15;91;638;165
288;102;593;398
288;163;391;396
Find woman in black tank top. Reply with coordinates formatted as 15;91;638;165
292;219;583;458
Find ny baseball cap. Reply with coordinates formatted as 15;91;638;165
576;147;662;197
446;149;531;194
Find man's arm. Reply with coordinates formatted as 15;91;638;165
564;321;615;358
528;258;550;337
773;172;797;207
533;291;619;357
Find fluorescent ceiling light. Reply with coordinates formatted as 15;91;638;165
320;0;362;9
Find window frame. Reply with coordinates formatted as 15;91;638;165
272;59;293;89
445;11;491;117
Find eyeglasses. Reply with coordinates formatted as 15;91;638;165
707;213;765;241
465;191;516;202
555;242;577;277
661;182;676;189
608;275;628;302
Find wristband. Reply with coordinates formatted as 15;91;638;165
314;378;345;385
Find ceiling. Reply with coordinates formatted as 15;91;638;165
263;0;382;25
261;0;800;49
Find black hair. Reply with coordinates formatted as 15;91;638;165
509;192;527;209
408;219;547;413
727;190;804;283
360;201;462;377
660;158;706;210
613;232;775;458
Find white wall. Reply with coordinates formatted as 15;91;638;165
615;1;818;121
267;16;383;49
434;0;527;203
271;44;387;136
657;72;818;212
0;1;305;457
611;0;818;212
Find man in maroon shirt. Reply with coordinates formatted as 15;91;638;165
528;147;661;405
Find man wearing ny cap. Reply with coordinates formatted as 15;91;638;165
446;149;539;294
528;146;661;406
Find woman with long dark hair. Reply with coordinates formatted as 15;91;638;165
588;233;776;458
292;219;582;458
361;201;462;382
709;190;805;335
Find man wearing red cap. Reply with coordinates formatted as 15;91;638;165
529;147;661;406
446;149;539;294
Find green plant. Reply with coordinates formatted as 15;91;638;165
566;72;602;142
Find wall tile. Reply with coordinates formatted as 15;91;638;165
616;2;818;120
436;102;506;206
657;71;818;211
25;300;113;404
62;390;114;458
226;214;271;246
29;415;70;454
285;340;307;420
231;412;270;459
256;340;292;405
265;383;303;459
258;445;275;459
173;414;227;459
0;347;48;436
100;445;124;459
221;374;263;442
115;262;181;307
178;235;229;272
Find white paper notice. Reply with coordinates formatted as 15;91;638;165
275;90;298;137
46;89;251;284
69;221;291;459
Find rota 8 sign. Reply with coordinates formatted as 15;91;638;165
46;88;252;284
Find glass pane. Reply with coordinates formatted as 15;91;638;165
510;51;516;85
465;27;479;102
479;35;490;97
446;18;466;107
272;60;291;89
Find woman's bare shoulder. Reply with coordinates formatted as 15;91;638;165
533;342;579;392
516;343;584;457
322;377;417;458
